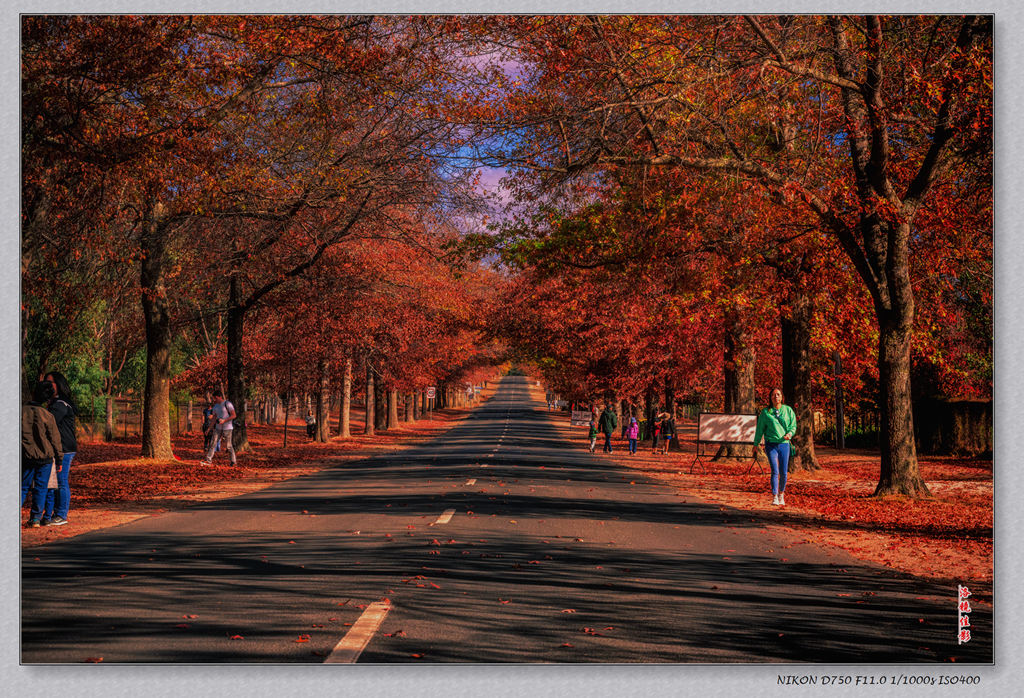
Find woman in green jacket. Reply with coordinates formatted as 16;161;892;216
752;387;797;506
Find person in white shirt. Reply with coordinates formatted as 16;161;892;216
201;390;237;465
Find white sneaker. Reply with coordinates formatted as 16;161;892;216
779;493;786;506
772;494;780;506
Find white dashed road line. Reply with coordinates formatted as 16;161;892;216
323;599;392;663
432;509;456;525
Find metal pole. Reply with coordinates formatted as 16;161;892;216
833;351;845;449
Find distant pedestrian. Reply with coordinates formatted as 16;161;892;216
41;371;76;526
201;401;216;453
22;381;62;528
201;390;237;465
752;387;797;506
626;417;640;455
305;412;317;439
650;413;662;453
599;404;617;453
660;412;676;455
588;417;598;453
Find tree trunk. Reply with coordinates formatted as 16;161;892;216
316;357;330;442
388;389;399;429
226;274;251;453
644;388;657;445
875;306;930;496
104;395;115;442
364;362;375;436
781;287;821;471
421;391;428;417
664;382;676;418
715;307;757;460
374;377;388;431
339;353;352;438
406;392;415;422
140;201;173;459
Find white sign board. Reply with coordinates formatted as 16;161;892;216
697;412;759;445
570;410;594;426
426;387;436;399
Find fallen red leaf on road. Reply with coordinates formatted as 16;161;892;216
499;599;510;604
174;623;191;629
230;635;244;640
83;657;103;663
183;614;198;619
295;635;311;643
561;609;576;613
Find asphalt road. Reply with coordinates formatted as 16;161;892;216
21;375;991;663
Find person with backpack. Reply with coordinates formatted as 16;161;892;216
22;381;62;528
41;370;76;526
598;403;617;453
752;387;798;506
201;390;237;465
626;416;640;455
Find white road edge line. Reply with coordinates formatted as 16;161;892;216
323;599;392;664
433;508;457;524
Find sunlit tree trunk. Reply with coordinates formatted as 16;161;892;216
316;357;330;442
339;353;352;438
364;362;375;436
140;200;173;459
388;389;399;429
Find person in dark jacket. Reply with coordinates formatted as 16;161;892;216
650;412;662;453
22;381;62;528
201;401;217;453
660;412;676;455
41;371;77;526
598;404;617;453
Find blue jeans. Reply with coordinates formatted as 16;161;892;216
765;441;791;495
205;429;236;464
44;451;75;519
603;432;613;452
628;438;637;454
22;458;53;521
